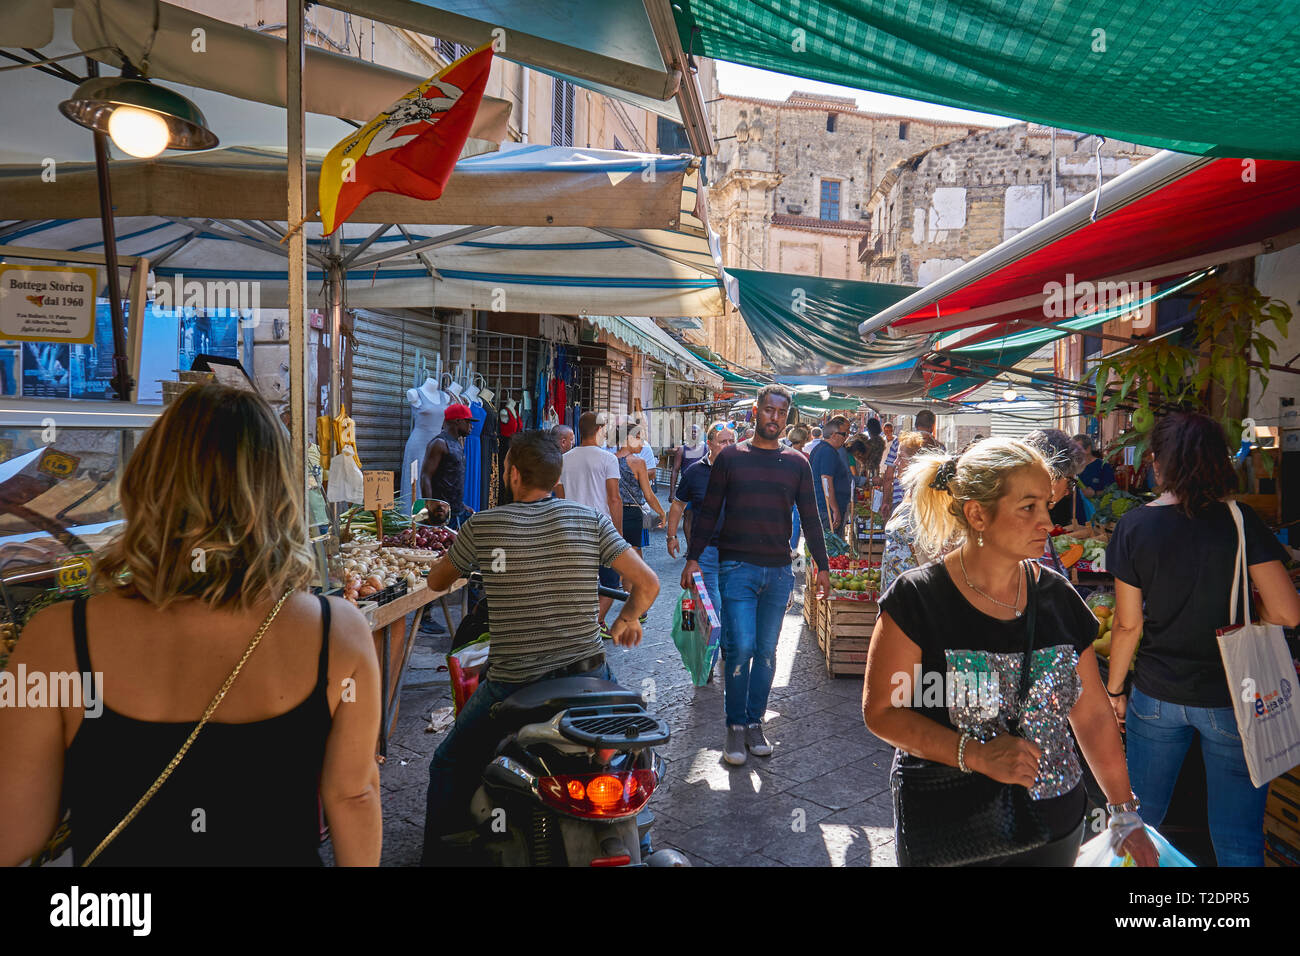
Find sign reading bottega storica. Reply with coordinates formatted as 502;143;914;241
0;264;98;344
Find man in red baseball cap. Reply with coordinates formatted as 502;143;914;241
421;403;476;528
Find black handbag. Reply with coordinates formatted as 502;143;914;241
891;561;1053;866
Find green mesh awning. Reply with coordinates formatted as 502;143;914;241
725;268;926;376
674;1;1300;159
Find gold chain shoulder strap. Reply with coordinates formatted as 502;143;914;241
82;588;297;867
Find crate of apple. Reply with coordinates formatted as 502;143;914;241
828;565;881;600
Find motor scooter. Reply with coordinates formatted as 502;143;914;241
437;576;688;867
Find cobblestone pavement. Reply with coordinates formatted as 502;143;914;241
355;526;898;867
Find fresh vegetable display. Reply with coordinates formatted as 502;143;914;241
383;525;457;550
1050;533;1108;567
335;543;433;606
823;532;851;558
1089;483;1146;525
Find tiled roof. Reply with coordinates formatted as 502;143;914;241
771;213;871;234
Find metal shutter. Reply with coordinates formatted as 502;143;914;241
348;309;441;477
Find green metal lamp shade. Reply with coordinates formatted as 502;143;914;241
59;76;219;151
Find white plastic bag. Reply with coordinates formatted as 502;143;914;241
1217;502;1300;787
1075;823;1194;867
327;443;365;503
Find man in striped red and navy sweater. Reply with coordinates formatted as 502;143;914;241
682;385;832;765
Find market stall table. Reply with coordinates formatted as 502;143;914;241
367;579;465;759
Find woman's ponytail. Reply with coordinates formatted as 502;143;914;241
904;453;964;556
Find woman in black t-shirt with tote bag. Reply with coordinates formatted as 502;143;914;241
1105;412;1300;866
864;437;1158;866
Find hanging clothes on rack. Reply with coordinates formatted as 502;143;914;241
462;400;487;512
479;397;500;511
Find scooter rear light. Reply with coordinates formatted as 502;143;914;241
537;769;657;818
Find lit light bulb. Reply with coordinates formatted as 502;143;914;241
107;106;169;158
1002;384;1018;402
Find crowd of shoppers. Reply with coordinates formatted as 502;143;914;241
5;383;1287;871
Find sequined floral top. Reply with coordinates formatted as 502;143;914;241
879;561;1098;836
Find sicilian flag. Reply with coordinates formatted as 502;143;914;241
318;44;494;235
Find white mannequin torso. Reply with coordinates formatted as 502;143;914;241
402;379;448;496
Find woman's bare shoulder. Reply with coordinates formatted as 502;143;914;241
12;598;78;672
320;595;375;661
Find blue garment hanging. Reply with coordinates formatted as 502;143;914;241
463;402;486;511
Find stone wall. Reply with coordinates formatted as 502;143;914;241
701;89;989;369
864;125;1158;285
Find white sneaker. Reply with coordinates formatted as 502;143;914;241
723;725;748;766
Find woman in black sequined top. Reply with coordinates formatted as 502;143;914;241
863;436;1157;867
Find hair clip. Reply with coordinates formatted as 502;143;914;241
930;457;959;493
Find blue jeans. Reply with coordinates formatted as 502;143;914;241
421;659;616;864
718;560;793;726
1125;686;1268;867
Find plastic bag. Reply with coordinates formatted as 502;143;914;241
1075;824;1195;867
671;589;712;687
447;634;490;715
327;443;365;503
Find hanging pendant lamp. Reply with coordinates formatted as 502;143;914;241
60;73;218;158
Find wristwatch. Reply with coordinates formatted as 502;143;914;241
1106;795;1141;816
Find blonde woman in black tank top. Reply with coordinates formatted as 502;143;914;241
0;385;382;866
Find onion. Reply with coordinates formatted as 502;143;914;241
364;574;383;591
358;585;377;597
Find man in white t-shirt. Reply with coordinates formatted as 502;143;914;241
557;411;624;633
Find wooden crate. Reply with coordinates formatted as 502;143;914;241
1264;768;1300;866
818;597;877;677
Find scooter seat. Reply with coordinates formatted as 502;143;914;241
491;677;642;724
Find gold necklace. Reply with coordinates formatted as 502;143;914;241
958;547;1023;617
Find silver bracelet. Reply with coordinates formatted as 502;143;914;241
957;732;974;773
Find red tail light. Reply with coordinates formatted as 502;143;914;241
537;769;657;818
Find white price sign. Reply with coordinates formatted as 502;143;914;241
0;264;98;343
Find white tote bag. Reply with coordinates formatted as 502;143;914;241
1215;500;1300;787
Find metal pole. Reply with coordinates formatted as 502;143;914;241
326;233;344;537
86;59;132;402
287;0;310;523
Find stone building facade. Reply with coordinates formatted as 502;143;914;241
698;89;990;369
861;125;1158;286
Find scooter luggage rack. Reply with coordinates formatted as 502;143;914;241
558;704;670;748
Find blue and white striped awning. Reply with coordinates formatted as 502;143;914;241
0;145;724;317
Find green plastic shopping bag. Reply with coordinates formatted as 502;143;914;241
671;589;712;686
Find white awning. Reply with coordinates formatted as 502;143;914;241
585;316;723;388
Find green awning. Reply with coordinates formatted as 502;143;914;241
674;1;1300;159
725;269;926;376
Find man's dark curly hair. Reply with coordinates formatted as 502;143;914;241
1150;411;1238;517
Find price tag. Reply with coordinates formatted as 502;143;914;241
363;470;394;511
38;450;79;478
56;553;91;594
